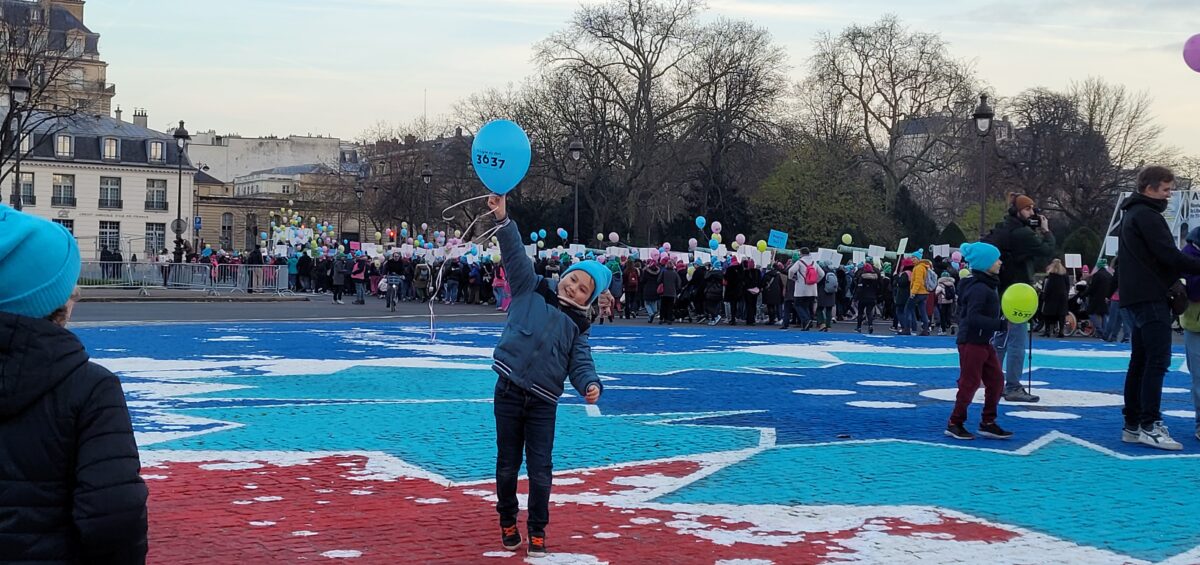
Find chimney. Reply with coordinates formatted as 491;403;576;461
113;105;122;122
455;127;462;138
404;134;416;146
132;108;148;128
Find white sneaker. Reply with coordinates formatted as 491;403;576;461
1121;426;1140;443
1138;421;1183;451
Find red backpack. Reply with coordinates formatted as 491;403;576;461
803;261;820;285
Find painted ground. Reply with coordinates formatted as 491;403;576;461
81;322;1200;564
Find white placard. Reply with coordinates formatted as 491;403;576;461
414;248;427;258
1065;254;1083;269
363;243;379;257
868;245;886;259
716;244;729;258
897;237;909;256
933;244;951;258
433;248;445;259
538;250;550;259
274;245;288;257
525;244;537;259
852;251;866;264
695;250;712;264
817;248;836;263
1105;236;1119;256
569;244;585;256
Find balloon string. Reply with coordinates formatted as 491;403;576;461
425;193;504;342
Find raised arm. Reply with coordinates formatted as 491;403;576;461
489;195;537;296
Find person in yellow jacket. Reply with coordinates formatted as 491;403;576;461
908;251;935;336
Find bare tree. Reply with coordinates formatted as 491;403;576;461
808;15;977;204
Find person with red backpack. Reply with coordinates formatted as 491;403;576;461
786;248;824;330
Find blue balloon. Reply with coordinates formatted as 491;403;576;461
471;119;532;195
343;239;349;245
696;216;707;230
530;232;539;242
709;239;719;250
401;228;409;237
557;228;568;239
538;229;547;239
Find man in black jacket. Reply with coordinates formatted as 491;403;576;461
985;192;1056;403
1118;166;1200;450
0;205;148;563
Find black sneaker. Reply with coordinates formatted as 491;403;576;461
945;423;974;440
501;523;521;551
528;533;547;557
978;422;1013;440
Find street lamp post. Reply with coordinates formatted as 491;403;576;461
420;163;431;232
6;70;30;211
172;121;190;263
568;138;583;244
972;94;994;239
353;180;365;244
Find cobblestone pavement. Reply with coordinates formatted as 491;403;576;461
80;322;1200;564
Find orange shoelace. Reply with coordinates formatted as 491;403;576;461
503;525;518;536
531;536;545;546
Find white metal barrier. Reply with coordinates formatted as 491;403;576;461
78;261;291;296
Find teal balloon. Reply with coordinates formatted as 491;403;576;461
530;232;539;242
557;228;568;239
538;229;547;239
696;216;707;230
709;238;719;250
471;119;531;195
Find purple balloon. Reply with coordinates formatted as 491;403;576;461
1186;34;1200;73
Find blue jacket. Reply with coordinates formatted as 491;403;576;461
491;217;602;404
956;270;1006;345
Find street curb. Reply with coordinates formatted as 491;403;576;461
80;296;311;303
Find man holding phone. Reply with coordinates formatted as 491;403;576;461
985;192;1057;403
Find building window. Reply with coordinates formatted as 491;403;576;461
282;184;292;194
30;8;41;23
221;212;234;250
98;177;121;209
12;172;33;206
244;213;258;251
51;174;75;206
148;140;165;163
98;221;120;254
18;134;29;155
55;134;72;158
52;219;73;234
145;223;166;254
102;137;120;160
145;179;168;211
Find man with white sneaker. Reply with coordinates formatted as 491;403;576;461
1117;166;1200;450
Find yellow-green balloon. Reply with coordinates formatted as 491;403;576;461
959;268;971;279
713;233;722;243
1001;283;1039;324
757;240;767;252
597;233;604;241
841;233;852;245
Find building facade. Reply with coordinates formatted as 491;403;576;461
1;0;116;114
186;131;343;184
7;112;194;258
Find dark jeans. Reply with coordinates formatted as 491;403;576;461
857;300;877;330
782;299;799;327
1123;301;1173;429
494;377;557;534
939;303;954;332
660;296;676;322
744;296;758;324
797;297;815;326
950;343;1004;426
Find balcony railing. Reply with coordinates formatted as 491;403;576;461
20;194;35;206
145;200;169;211
98;198;122;209
51;195;76;207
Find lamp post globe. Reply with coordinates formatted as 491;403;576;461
421;163;432;185
172;121;190;263
9;69;30;106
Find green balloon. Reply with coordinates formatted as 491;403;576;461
1001;282;1039;324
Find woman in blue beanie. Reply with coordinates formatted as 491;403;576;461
945;241;1013;441
0;205;148;563
486;195;605;557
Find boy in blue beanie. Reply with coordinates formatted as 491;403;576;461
486;195;606;557
0;205;148;562
946;241;1013;441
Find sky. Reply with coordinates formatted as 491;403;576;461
89;0;1200;154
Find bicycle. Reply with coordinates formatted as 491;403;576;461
385;275;402;312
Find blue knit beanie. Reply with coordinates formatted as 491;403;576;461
0;204;81;318
960;241;1000;272
562;260;612;304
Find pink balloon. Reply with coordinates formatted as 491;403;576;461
649;249;660;259
951;251;962;262
735;233;746;245
597;254;607;263
662;242;671;251
711;221;723;234
688;238;698;250
609;232;619;243
1186;34;1200;73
